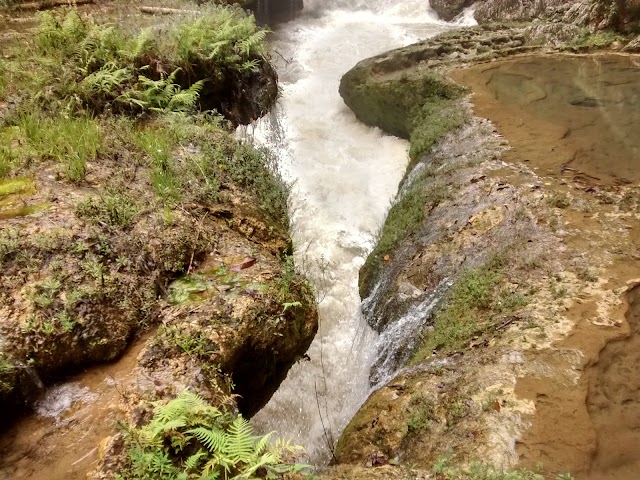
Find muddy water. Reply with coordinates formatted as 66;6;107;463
585;284;640;480
452;54;640;185
0;333;150;480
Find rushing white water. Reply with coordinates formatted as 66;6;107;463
247;0;475;463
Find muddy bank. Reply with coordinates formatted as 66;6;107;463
331;15;640;480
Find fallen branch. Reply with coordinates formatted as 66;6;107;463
14;0;93;12
139;6;198;15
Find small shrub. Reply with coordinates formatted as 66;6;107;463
546;193;570;209
0;353;16;394
0;227;21;264
211;140;289;227
0;60;7;99
407;394;434;434
76;189;139;228
136;129;181;204
571;29;623;49
118;390;308;480
0;146;16;178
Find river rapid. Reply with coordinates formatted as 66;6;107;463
247;0;474;463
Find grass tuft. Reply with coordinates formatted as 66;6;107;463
76;189;139;228
412;256;529;363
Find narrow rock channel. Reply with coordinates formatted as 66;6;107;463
246;0;473;463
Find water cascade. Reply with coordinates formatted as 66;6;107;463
246;0;476;463
252;0;303;25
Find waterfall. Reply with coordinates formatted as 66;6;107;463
245;0;476;464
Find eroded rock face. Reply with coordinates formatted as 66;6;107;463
432;0;640;32
244;0;304;24
430;0;475;21
334;13;640;479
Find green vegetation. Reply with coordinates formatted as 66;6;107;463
546;193;570;209
412;257;529;363
570;28;625;49
167;275;211;305
340;69;466;146
25;7;268;116
118;390;307;480
76;189;139;228
407;394;435;434
360;156;460;295
343;64;470;296
0;5;296;398
0;353;16;394
409;98;468;169
432;454;574;480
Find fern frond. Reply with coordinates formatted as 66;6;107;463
184;449;206;471
187;426;227;453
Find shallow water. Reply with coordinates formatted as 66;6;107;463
452;54;640;185
0;334;150;480
246;0;474;463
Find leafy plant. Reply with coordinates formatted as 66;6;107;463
76;189;139;228
0;353;16;394
136;129;181;204
117;70;205;113
29;7;270;117
119;390;308;480
407;394;434;434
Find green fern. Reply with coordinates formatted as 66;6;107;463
30;7;270;117
120;390;308;480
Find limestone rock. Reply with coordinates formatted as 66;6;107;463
429;0;474;21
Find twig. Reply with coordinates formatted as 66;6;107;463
14;0;93;12
139;6;198;15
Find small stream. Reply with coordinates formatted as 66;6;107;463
246;0;474;463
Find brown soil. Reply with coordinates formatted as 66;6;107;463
453;52;640;479
584;284;640;480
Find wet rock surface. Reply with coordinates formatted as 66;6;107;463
333;11;640;480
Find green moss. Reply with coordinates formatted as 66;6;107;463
340;69;466;140
411;258;529;363
167;274;210;305
409;98;468;166
0;353;16;394
360;166;452;297
0;178;35;197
